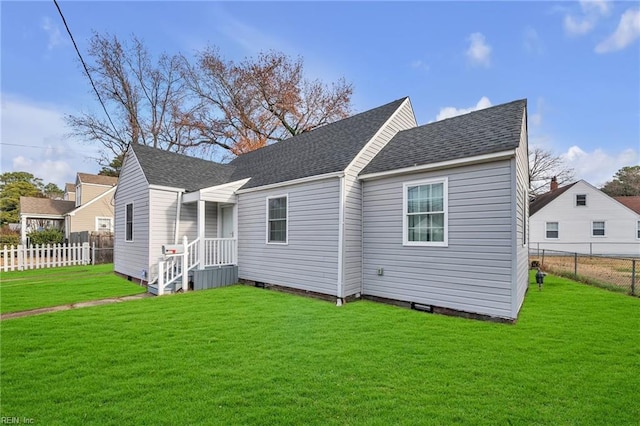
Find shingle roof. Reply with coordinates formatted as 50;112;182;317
19;196;76;216
130;97;407;191
65;183;75;193
228;97;408;189
529;182;578;216
130;144;236;192
361;99;527;176
614;196;640;215
77;173;118;186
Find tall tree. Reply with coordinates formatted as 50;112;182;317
43;183;64;200
181;49;353;155
0;172;45;225
529;147;575;196
98;155;123;177
600;165;640;196
65;33;199;167
66;35;353;162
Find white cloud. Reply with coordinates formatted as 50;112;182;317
41;17;63;50
563;0;611;36
523;26;544;54
564;15;596;35
595;8;640;53
435;96;492;121
410;60;430;72
1;95;102;188
561;145;639;186
529;97;544;127
465;33;491;68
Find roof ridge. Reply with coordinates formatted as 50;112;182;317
421;98;527;127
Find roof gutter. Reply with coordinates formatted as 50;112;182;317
236;171;344;194
359;149;516;181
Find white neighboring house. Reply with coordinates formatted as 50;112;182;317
529;179;640;257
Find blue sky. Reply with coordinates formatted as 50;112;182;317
1;1;639;188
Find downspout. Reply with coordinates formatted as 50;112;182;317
174;191;182;244
360;178;365;297
336;176;345;305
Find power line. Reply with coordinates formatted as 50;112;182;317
52;0;122;141
0;143;57;149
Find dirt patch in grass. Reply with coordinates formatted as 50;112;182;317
531;255;639;294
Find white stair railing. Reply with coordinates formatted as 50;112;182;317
156;236;204;295
203;238;237;267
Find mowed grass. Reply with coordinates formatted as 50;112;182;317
1;273;639;425
0;264;146;314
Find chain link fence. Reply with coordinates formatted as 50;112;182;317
529;248;639;296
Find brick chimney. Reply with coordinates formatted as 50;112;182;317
550;176;558;192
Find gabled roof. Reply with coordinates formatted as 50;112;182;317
529;182;578;216
19;196;75;216
361;99;526;176
130;97;408;191
614;196;640;215
65;183;75;193
228;98;408;189
130;144;236;192
77;173;118;186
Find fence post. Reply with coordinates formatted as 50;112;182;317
632;259;636;296
574;252;578;278
92;242;96;266
541;249;545;269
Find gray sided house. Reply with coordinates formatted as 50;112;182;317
114;97;529;321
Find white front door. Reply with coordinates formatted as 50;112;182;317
221;206;234;238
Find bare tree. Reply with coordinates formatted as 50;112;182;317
66;33;201;166
529;147;575;196
181;49;353;155
66;35;354;164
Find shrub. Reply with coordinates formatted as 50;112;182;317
28;228;64;245
0;226;20;246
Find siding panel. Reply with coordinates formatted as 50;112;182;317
114;152;150;279
238;178;340;295
342;99;417;297
362;161;515;319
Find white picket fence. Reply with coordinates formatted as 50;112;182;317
1;242;91;272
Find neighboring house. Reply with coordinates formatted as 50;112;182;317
114;97;530;321
530;179;640;257
64;183;76;202
19;173;117;243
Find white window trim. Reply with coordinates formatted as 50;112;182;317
575;194;587;207
637;220;640;240
125;202;134;242
95;216;113;232
402;177;448;247
265;194;288;245
591;220;606;238
545;221;559;240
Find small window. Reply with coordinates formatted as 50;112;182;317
96;217;113;232
592;221;605;237
637;221;640;239
546;222;559;239
576;194;587;206
266;196;287;243
403;178;448;246
125;203;133;242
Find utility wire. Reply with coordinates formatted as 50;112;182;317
52;0;122;141
0;143;58;149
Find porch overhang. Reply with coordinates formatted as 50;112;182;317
181;178;251;204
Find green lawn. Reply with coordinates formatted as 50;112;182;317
1;273;638;425
0;264;146;314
